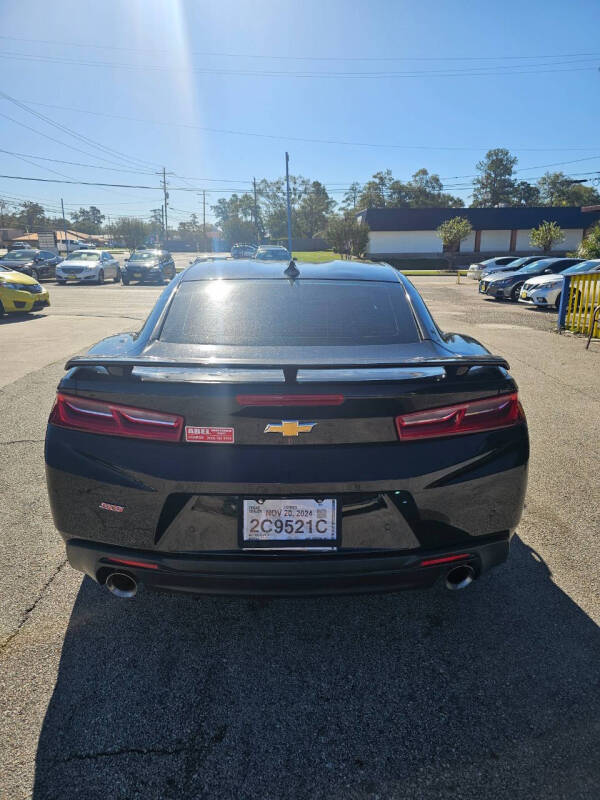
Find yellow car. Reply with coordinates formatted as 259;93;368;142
0;266;50;317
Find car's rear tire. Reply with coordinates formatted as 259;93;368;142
31;269;40;282
122;274;130;285
0;299;5;318
114;267;121;283
97;269;104;285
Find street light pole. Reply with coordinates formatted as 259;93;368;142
253;177;260;244
61;198;68;255
285;152;292;255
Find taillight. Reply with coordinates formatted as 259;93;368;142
395;392;523;441
236;394;344;407
49;393;184;441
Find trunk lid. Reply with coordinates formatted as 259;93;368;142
61;341;514;447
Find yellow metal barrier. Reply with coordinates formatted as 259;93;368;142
565;273;600;339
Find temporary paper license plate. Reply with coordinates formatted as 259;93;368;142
242;498;337;547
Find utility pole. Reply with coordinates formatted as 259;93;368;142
253;177;260;243
285;152;293;255
158;167;170;243
61;198;68;255
203;190;206;249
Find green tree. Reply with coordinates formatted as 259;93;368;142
577;223;600;259
389;168;464;208
530;220;565;254
357;170;393;209
296;181;335;238
211;193;255;225
512;181;541;206
537;172;571;206
70;206;105;234
325;212;369;258
221;217;256;248
341;182;362;210
471;148;517;207
436;216;473;267
17;202;46;232
106;217;150;249
150;208;163;230
537;171;600;206
257;176;308;239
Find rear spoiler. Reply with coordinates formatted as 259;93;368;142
65;355;509;382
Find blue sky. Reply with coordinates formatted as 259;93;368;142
0;0;599;225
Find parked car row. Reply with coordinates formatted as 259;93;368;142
230;244;292;261
0;248;62;281
472;255;600;309
0;248;178;319
0;248;176;286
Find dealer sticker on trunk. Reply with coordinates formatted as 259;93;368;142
185;426;234;443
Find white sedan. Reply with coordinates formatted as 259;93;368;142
518;259;600;309
466;256;519;280
56;250;121;285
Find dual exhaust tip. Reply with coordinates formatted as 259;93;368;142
105;571;137;598
445;564;475;590
105;564;475;598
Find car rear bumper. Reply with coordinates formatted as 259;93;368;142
66;533;510;596
46;423;528;594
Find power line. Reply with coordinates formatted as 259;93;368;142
1;49;598;78
0;90;159;170
0;148;158;175
18;100;600;153
0;110;159;173
1;35;599;62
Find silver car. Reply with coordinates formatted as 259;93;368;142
56;250;121;285
467;257;519;280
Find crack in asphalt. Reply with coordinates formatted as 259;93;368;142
0;559;68;652
45;725;228;777
49;744;186;764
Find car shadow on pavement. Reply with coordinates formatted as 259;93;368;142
33;536;600;800
0;313;47;325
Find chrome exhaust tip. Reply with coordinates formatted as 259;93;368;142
105;571;137;598
445;564;475;591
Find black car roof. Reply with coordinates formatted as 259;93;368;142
183;259;400;283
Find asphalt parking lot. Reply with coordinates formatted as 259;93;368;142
1;273;599;800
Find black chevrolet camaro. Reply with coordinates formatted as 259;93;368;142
45;259;529;598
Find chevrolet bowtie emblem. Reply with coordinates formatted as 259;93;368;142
264;420;317;437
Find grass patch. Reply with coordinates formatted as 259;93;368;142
384;257;451;270
293;250;341;262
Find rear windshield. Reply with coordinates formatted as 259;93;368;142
160;279;420;346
